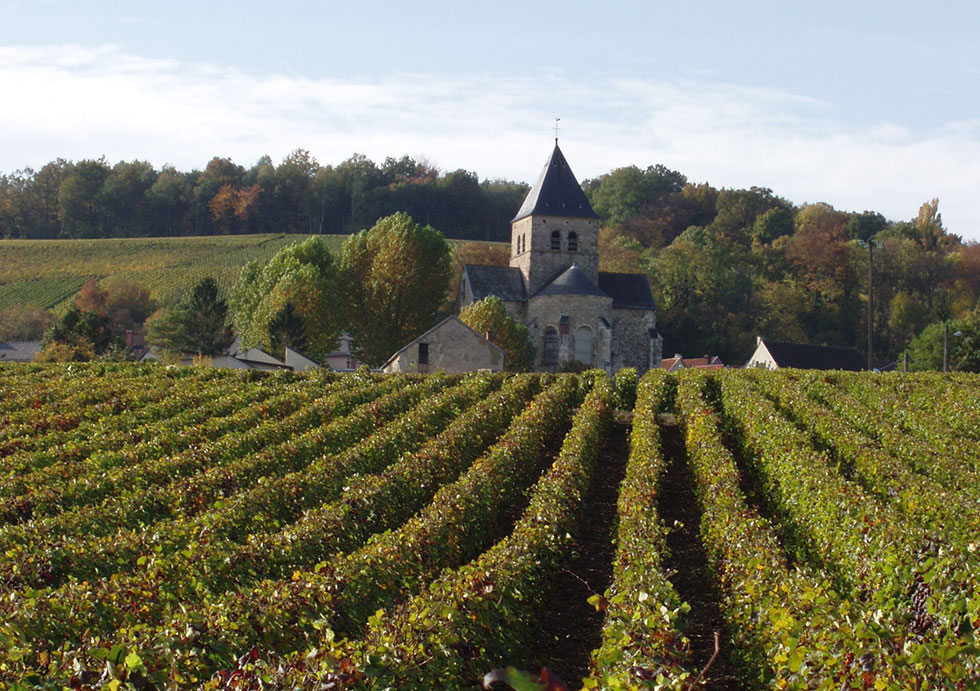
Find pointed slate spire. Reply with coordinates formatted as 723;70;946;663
512;143;599;222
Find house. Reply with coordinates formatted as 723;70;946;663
0;341;42;362
382;316;504;374
324;333;359;371
745;336;866;371
660;354;725;373
142;338;291;371
284;346;320;372
457;141;662;374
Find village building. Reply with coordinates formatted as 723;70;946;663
324;333;359;371
457;142;663;373
0;341;42;362
382;315;504;374
745;336;866;371
660;354;726;373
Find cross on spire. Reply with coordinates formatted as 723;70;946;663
554;117;560;143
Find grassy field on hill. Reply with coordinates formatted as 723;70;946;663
0;234;339;309
0;234;493;315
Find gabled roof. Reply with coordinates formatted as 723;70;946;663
598;272;657;311
462;264;527;302
513;143;599;222
533;264;608;299
284;346;320;371
662;354;725;372
759;339;866;371
381;315;503;370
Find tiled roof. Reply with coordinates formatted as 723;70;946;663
513;143;599;221
598;272;657;310
533;264;607;299
661;354;726;372
762;339;866;371
462;264;527;302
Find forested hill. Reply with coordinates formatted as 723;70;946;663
0;152;528;242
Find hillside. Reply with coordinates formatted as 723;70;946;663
0;365;977;688
0;234;336;310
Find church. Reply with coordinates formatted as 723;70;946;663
457;141;663;374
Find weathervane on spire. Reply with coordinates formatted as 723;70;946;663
554;117;560;143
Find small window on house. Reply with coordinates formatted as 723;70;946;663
418;342;429;365
550;230;561;250
568;232;578;251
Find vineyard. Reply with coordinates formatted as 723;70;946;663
0;235;332;309
0;364;978;690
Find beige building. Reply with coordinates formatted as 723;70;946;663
457;142;662;373
382;316;504;374
745;336;866;370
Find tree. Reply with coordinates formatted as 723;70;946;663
146;166;192;236
846;210;887;242
230;236;342;360
459;296;535;371
178;277;233;355
585;164;687;228
275;149;318;234
104;279;156;334
74;278;109;314
901;312;980;372
338;212;452;366
0;306;53;341
43;304;118;356
145;307;185;353
57;159;110;238
145;277;232;355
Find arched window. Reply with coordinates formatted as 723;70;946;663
574;326;593;365
550;230;561;250
568;232;578;251
521;234;526;253
543;327;559;365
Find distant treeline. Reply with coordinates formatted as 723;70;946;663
0;151;528;241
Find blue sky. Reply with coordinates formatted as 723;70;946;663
2;1;979;238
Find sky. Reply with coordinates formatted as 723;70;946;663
2;0;979;239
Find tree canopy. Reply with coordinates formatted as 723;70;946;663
338;213;451;366
229;236;342;360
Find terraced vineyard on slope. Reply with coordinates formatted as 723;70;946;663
0;364;977;689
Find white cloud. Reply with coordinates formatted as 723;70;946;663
1;44;979;239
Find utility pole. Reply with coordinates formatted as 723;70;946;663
868;242;874;371
944;322;950;373
858;239;881;371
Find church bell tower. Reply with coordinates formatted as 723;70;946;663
510;142;600;296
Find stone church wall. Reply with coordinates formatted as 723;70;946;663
611;307;656;371
526;293;614;369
